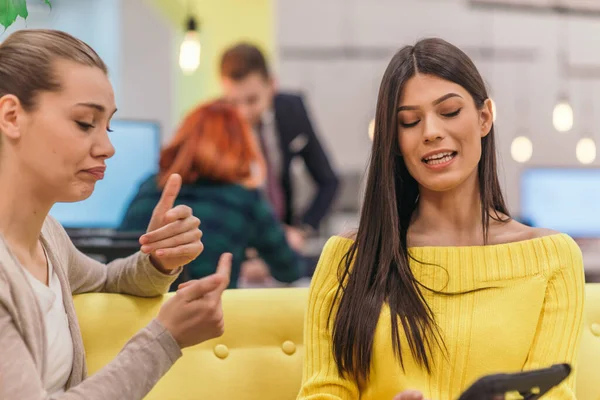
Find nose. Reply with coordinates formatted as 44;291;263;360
422;114;445;143
91;129;115;160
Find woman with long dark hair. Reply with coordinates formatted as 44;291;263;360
298;38;584;400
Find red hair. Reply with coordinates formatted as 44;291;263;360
159;101;265;187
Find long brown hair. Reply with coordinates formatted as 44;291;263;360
159;101;265;187
331;38;510;382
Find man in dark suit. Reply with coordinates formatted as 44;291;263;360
220;43;339;249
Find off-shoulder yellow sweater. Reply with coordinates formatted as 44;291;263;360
298;234;585;400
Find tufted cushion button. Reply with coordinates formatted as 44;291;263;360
282;340;296;355
214;344;229;359
592;323;600;337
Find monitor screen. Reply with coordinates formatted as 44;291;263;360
520;168;600;238
50;119;160;229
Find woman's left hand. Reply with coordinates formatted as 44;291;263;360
139;173;204;271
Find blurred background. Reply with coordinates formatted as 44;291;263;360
4;0;600;283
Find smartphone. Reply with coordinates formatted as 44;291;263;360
458;363;571;400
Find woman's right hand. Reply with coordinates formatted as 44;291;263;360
157;253;232;348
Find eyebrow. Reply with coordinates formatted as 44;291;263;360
397;93;463;111
76;102;118;116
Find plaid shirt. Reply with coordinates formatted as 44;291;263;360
119;175;302;288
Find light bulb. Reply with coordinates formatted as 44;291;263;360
368;118;375;141
511;136;533;163
490;98;497;122
576;137;596;164
553;100;573;132
179;30;201;74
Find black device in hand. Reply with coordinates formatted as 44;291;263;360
458;363;571;400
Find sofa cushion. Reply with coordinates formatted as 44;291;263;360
74;288;308;400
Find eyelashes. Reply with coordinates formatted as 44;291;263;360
400;121;419;128
76;121;94;131
442;108;462;118
399;108;462;128
76;121;113;133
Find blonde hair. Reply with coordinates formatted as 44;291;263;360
0;29;107;111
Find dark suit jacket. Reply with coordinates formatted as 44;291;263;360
272;92;339;230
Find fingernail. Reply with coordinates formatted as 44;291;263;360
141;245;150;253
139;236;147;244
156;250;165;256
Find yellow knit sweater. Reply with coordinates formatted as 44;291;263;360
298;234;585;400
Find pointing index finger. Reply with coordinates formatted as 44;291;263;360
154;173;182;215
215;253;232;291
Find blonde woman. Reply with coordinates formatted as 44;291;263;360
0;29;230;399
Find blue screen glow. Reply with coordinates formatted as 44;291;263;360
520;168;600;238
50;120;160;229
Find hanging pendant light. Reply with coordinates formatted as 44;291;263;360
553;95;574;133
576;88;598;165
368;118;375;141
511;136;533;163
179;16;201;75
511;71;533;164
576;137;596;164
553;19;573;134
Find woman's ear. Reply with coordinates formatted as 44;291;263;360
480;98;494;138
0;95;23;140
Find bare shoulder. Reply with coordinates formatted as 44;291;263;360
337;230;357;240
511;220;561;240
491;219;562;244
526;226;562;239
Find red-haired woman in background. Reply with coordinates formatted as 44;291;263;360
121;101;303;289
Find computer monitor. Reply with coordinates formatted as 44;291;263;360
50;119;161;229
520;167;600;238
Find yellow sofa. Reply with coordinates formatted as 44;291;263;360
577;284;600;400
74;285;600;400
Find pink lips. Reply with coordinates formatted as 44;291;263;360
82;166;106;180
421;149;457;160
423;155;456;170
421;150;457;171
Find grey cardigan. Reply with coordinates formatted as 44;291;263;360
0;216;183;399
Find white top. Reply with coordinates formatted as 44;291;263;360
24;249;74;395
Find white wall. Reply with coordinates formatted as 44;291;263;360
118;0;176;139
275;0;600;216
